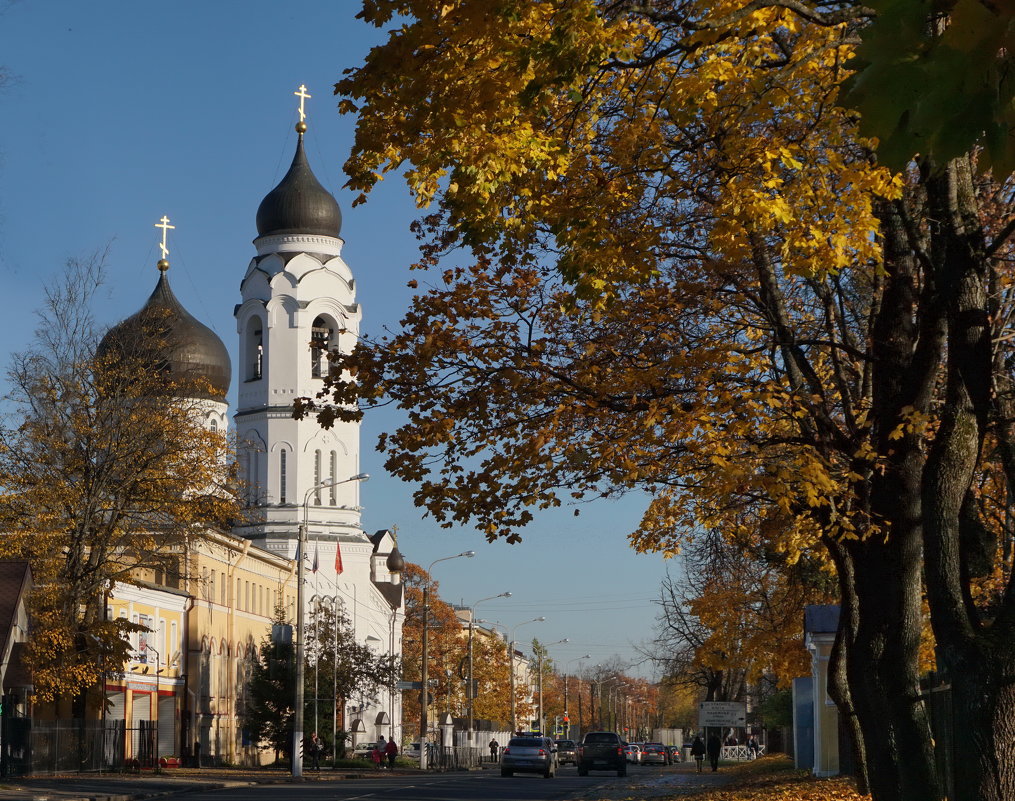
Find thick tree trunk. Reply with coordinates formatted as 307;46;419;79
844;533;940;801
823;542;869;794
835;196;944;801
923;157;1015;801
945;649;1015;801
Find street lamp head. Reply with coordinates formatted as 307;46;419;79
349;472;370;482
461;550;476;558
500;591;512;598
535;616;546;622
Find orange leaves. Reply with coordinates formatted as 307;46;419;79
701;756;869;800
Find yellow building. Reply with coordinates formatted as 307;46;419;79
105;530;295;766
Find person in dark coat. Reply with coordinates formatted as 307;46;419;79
706;733;722;772
690;735;706;773
384;738;398;769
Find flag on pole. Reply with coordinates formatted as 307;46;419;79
312;545;319;573
335;541;344;575
294;541;300;562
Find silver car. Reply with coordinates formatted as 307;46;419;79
500;736;558;778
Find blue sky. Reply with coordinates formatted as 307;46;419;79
0;1;675;677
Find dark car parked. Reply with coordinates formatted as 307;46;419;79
554;739;577;765
643;741;673;765
500;736;558;778
577;731;627;777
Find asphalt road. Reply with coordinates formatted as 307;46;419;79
172;764;733;801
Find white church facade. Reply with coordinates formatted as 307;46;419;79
95;106;405;766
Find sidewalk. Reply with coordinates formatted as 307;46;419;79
0;766;406;801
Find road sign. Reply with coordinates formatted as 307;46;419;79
396;680;423;691
698;701;747;728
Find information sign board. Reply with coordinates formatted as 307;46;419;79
698;701;747;728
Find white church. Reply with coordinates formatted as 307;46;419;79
87;99;406;766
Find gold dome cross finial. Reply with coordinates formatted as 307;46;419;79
294;84;311;130
155;215;175;271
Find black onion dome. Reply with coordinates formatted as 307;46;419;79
256;135;342;238
386;547;405;574
99;272;231;400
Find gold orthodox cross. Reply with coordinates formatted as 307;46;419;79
154;215;175;265
294;84;311;123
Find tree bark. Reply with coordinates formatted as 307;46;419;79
922;158;1015;801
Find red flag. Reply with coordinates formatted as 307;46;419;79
335;541;344;575
312;545;319;574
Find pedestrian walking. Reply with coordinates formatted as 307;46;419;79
489;738;499;762
309;732;322;771
385;737;398;769
748;735;759;760
371;743;383;769
690;735;705;773
707;733;722;772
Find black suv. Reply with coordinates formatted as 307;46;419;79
577;731;627;776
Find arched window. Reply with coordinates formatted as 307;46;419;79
279;449;288;504
314;450;322;504
210;418;218;433
311;316;333;378
329;451;337;505
246;319;264;382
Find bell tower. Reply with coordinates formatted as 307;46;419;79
233;89;365;566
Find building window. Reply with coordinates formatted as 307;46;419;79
279;449;288;504
220;572;226;606
210;418;218;433
311;316;332;378
314;450;322;504
329;452;337;505
246;320;264;382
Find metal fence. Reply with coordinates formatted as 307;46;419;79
423;743;485;771
3;719;128;775
0;719;165;776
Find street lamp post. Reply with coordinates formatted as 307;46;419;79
563;654;590;739
508;617;545;735
420;551;475;770
467;592;510;745
293;473;369;779
536;638;568;736
591;674;618;730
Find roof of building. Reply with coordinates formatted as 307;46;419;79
0;561;31;683
804;604;840;634
372;581;403;612
0;560;31;690
99;269;231;400
256;134;342;238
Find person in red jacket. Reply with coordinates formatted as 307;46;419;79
384;738;398;769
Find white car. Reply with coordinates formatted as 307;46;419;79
624;744;642;763
353;741;380;759
404;742;422;761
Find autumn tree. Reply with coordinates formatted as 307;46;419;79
650;531;833;701
468;628;512;725
402;563;513;730
0;254;239;706
244;600;399;759
310;3;1015;799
